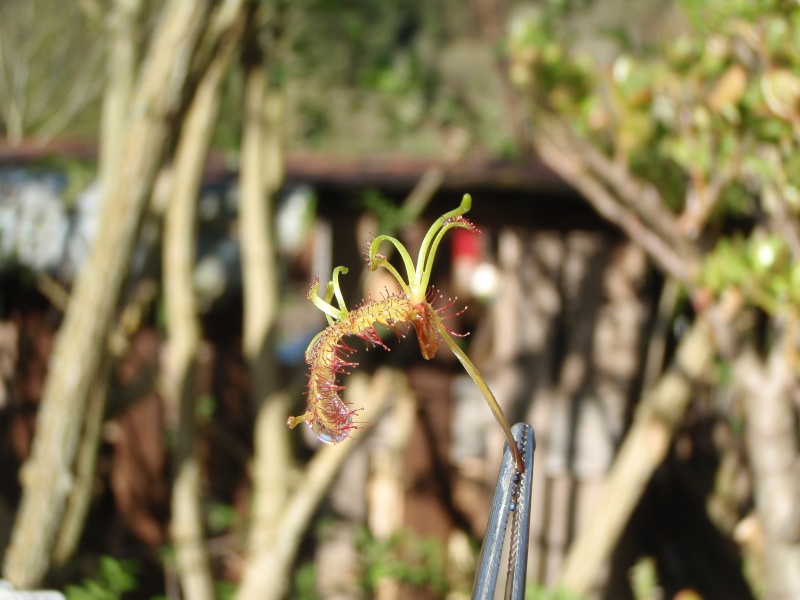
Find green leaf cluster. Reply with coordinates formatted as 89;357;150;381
355;527;450;595
510;2;800;206
206;501;237;535
702;231;800;313
508;0;800;315
526;582;585;600
65;556;139;600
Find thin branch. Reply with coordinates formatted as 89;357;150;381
735;323;800;598
2;0;213;588
235;369;398;600
34;274;70;312
640;276;681;394
763;183;800;261
579;133;690;247
678;170;730;239
236;6;292;600
53;280;157;565
404;128;470;216
533;122;700;286
164;7;246;599
558;294;741;596
77;0;105;25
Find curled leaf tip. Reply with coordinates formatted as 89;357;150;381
460;193;473;211
307;277;321;299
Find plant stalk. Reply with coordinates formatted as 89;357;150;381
436;321;525;472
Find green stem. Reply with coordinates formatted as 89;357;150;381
416;194;472;290
330;266;350;312
435;320;525;472
418;221;472;293
369;235;417;286
414;194;473;295
370;256;412;296
309;287;343;322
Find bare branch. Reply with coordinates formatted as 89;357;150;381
236;369;400;600
763;184;800;261
579;134;689;247
558;293;742;596
77;0;105;25
164;7;247;599
533;117;701;285
736;324;800;598
2;0;213;587
678;170;731;239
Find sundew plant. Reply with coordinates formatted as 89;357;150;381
287;194;524;471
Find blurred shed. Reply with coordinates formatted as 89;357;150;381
0;141;667;598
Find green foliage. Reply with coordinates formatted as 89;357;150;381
355;527;450;595
359;189;418;235
157;543;176;566
273;0;512;154
215;580;237;600
291;524;461;597
701;230;800;313
508;0;800;317
526;582;585;600
290;562;319;600
65;556;139;600
289;0;449;138
206;501;237;535
510;1;800;194
195;393;217;424
629;556;661;600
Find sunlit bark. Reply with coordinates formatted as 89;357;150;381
235;6;290;596
163;8;245;599
2;0;212;588
738;333;800;600
557;294;740;596
97;0;143;201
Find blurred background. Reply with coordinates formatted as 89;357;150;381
0;1;799;599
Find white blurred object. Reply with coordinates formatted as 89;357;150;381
194;254;227;306
276;184;315;255
64;181;101;276
0;580;65;600
469;261;499;301
0;176;67;271
0;170;100;277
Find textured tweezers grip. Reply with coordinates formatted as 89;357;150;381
471;423;536;600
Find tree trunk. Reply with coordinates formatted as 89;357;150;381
98;0;143;201
737;336;800;600
163;8;244;600
236;370;397;600
368;384;417;600
37;275;156;564
51;359;110;565
50;1;144;565
531;115;701;285
2;0;212;588
235;6;291;596
557;298;738;596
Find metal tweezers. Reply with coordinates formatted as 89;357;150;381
472;423;536;600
